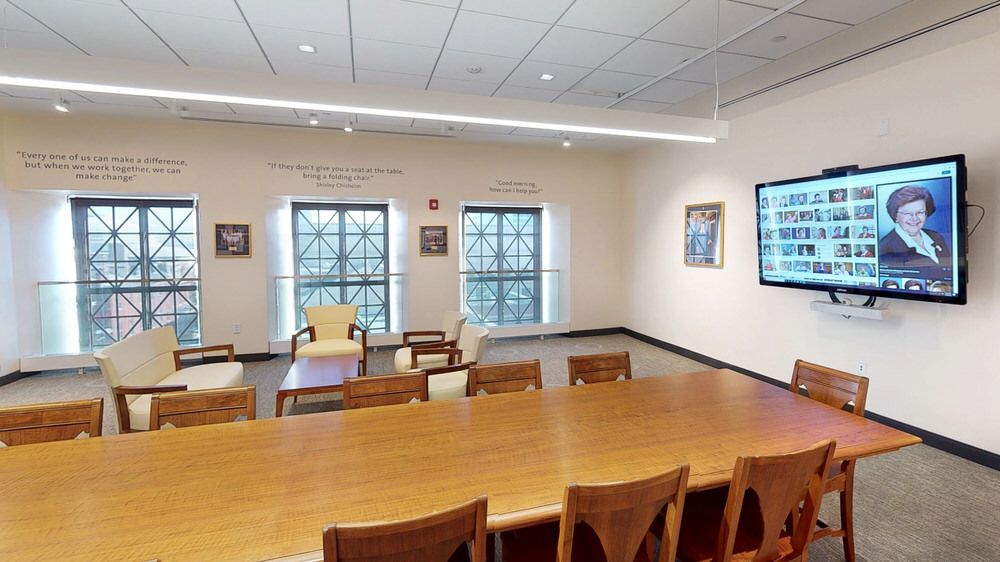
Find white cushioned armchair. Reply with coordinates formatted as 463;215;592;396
94;326;244;433
291;304;368;376
393;311;467;374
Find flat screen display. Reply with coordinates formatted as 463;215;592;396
756;154;967;305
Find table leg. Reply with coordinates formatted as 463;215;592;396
276;392;287;417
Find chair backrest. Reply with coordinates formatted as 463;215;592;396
343;372;428;409
468;360;542;396
567;351;631;386
457;325;490;363
790;359;869;416
0;398;104;447
93;326;180;390
714;439;836;561
323;494;487;561
442;311;467;341
559;464;690;562
305;304;359;341
149;386;256;430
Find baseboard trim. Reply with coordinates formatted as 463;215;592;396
567;327;625;338
236;352;274;363
0;370;35;388
622;328;1000;471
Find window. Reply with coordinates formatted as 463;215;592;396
292;202;389;333
462;206;542;326
71;198;200;349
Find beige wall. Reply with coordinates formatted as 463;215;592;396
0;114;626;371
625;28;1000;454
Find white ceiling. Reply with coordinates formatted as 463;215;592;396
0;0;981;147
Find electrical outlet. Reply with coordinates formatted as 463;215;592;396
233;323;241;334
857;361;866;376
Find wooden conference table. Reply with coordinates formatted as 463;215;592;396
0;369;919;561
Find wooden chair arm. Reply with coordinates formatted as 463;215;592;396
411;338;457;350
112;384;188;434
290;326;316;362
422;361;475;376
402;330;446;347
409;347;463;370
173;344;235;370
350;324;368;357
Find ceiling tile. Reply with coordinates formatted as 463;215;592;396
527;26;633;68
445;11;550;59
670;51;770;83
557;0;688;37
432;50;520;83
428;77;499;96
509;127;561;137
612;99;673;113
228;104;298;118
135;10;261;55
77;39;181;64
573;69;655;97
16;0;160;45
503;61;591;91
630;78;716;104
253;25;353;68
351;0;454;48
462;122;517;134
723;12;849;59
0;29;82;54
79;92;166;108
352;38;440;75
125;0;244;20
354;69;429;89
552;91;615;108
601;39;703;76
792;0;912;26
355;114;414;127
644;0;774;49
269;60;354;82
460;0;574;23
493;85;560;103
173;49;273;74
1;0;53;32
237;0;350;35
154;99;234;114
0;85;59;99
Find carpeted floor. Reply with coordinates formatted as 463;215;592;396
2;334;998;560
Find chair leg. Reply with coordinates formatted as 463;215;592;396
840;486;855;562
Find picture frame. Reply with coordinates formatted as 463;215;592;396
215;223;252;258
420;225;448;256
684;202;724;267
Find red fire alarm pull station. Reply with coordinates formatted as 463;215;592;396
429;199;439;210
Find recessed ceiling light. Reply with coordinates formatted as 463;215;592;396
466;65;482;74
539;73;555;81
771;35;787;43
298;44;317;53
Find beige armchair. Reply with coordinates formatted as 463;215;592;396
291;304;368;376
400;325;489;401
393;311;467;373
94;326;244;433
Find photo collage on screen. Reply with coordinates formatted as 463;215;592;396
759;185;878;286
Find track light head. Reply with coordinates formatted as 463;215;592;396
308;112;319;126
53;93;70;112
344;117;353;133
562;133;571;147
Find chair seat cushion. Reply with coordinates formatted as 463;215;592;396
428;370;468;401
127;362;244;431
297;339;364;359
394;347;451;373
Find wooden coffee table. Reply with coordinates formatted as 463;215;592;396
275;355;359;417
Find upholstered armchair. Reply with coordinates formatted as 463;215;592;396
94;326;244;433
401;325;490;401
393;311;467;374
291;304;368;376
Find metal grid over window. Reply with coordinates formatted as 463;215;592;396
462;206;542;326
71;198;200;349
291;202;390;333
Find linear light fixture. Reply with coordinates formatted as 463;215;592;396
0;75;719;143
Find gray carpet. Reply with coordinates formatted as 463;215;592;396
2;334;998;560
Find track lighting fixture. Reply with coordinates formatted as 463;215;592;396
53;93;70;113
308;113;319;125
344;117;353;133
562;133;571;147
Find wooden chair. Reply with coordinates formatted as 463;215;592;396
502;464;690;562
292;304;368;376
343;372;428;409
0;398;103;446
789;360;869;562
149;385;256;430
675;439;836;562
567;351;631;386
468;359;542;396
323;494;488;561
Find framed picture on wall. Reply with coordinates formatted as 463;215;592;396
684;202;724;267
420;225;448;256
215;223;251;257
